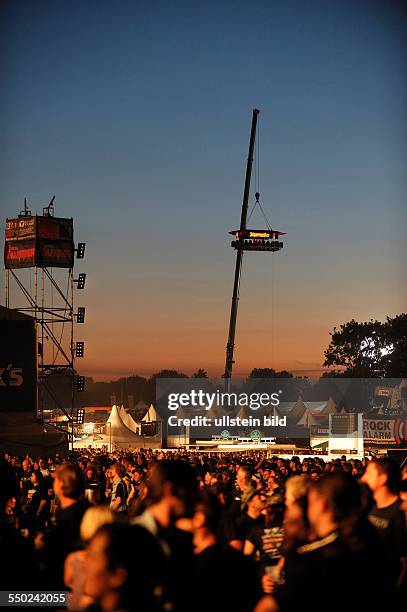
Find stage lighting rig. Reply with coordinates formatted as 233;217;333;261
76;408;85;424
76;307;85;323
76;242;86;259
75;341;85;358
74;273;86;289
76;376;86;393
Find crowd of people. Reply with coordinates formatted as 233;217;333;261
1;447;406;611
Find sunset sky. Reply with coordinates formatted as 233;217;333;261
1;1;406;380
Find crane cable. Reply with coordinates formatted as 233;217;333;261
246;116;275;366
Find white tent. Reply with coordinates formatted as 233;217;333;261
206;403;229;420
235;404;251;420
142;403;161;422
88;405;143;448
288;397;307;423
119;405;141;434
296;410;322;428
319;397;337;416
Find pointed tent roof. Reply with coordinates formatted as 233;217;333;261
142;403;161;422
258;403;282;420
206;403;229;420
119;405;141;434
287;397;307;423
235;404;251;420
319;397;337;416
73;405;147;449
107;405;143;443
297;410;324;428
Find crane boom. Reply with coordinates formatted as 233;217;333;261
224;108;260;381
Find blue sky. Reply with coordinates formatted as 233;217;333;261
1;0;406;379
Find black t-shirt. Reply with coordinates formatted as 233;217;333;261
19;472;33;503
218;510;239;545
368;498;407;582
274;527;392;612
194;544;258;612
247;521;284;568
154;523;195;612
369;499;407;558
25;484;48;516
0;519;39;590
237;513;265;543
40;497;91;589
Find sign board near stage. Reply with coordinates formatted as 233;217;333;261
4;216;74;269
363;418;406;446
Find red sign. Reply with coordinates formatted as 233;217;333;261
4;241;36;269
38;240;74;268
4;239;74;269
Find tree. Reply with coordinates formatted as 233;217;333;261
248;368;293;378
192;368;208;378
323;314;407;377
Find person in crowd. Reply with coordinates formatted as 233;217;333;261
84;466;101;504
131;461;198;612
254;472;391;612
192;489;258;611
0;458;39;590
261;495;313;595
126;466;144;504
64;506;117;611
84;523;162;612
234;465;256;509
361;457;407;585
38;463;91;589
244;492;285;572
19;457;33;507
21;470;49;533
284;475;310;507
109;463;128;512
232;489;267;551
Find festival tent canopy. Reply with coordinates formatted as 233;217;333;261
287;397;307;423
102;404;145;446
119;405;141;434
206;403;229;420
296;410;326;428
318;397;337;416
235;404;251;421
142;403;161;422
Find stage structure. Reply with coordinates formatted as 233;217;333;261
224;109;285;381
4;196;87;443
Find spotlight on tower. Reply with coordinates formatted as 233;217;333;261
76;307;85;324
74;273;86;290
75;341;85;358
76;376;86;393
76;243;86;259
76;408;85;423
